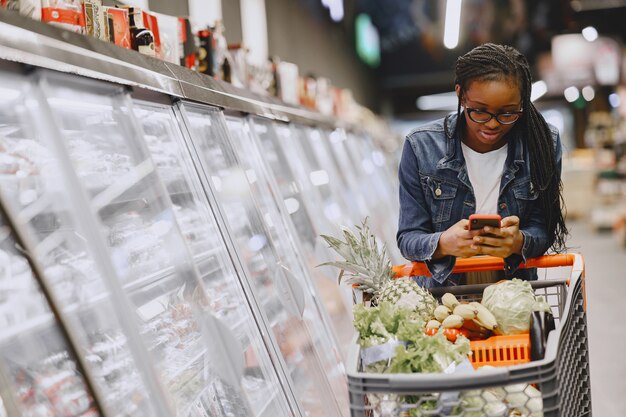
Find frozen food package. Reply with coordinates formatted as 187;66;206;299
41;0;85;34
104;6;131;49
142;10;161;59
277;61;299;105
0;0;42;20
152;12;179;64
84;0;106;40
178;17;196;69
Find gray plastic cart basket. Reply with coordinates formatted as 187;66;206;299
347;254;591;417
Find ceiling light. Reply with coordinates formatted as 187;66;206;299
321;0;343;22
582;26;598;42
310;170;329;186
530;80;547;102
284;198;300;214
564;86;580;102
582;86;595;101
443;0;463;49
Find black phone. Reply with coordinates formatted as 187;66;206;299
469;214;501;230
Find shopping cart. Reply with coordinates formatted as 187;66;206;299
347;254;591;417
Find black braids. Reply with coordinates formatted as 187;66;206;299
454;43;568;253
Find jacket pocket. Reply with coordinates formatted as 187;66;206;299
420;175;458;226
513;178;538;218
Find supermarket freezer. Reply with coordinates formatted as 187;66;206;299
131;100;296;417
0;66;293;417
247;119;356;361
174;102;348;417
37;70;263;417
0;67;169;417
0;10;407;416
327;130;404;264
228;115;350;413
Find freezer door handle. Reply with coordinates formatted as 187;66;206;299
278;263;307;319
203;313;245;388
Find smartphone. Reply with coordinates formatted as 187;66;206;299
469;214;502;230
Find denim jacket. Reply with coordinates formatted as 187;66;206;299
397;113;562;287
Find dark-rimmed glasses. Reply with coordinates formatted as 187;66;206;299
465;107;523;125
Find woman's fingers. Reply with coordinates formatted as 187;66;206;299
501;215;520;227
473;234;510;247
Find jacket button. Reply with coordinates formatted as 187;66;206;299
435;187;442;197
499;202;507;210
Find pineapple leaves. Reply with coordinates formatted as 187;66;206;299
317;218;394;298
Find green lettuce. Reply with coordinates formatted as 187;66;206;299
354;302;470;374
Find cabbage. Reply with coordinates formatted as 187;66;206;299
481;279;547;335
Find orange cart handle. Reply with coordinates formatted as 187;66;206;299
392;254;576;277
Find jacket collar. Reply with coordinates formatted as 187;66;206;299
438;112;526;173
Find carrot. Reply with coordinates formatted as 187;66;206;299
424;327;468;342
424;327;438;336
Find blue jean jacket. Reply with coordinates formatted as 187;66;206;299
396;113;562;287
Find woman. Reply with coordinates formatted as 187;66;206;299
396;43;568;288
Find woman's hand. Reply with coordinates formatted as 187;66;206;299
433;219;482;259
471;215;524;258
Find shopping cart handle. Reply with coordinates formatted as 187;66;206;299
392;254;576;277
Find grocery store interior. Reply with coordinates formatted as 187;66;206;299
0;0;624;416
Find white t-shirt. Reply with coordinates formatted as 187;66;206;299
461;143;508;214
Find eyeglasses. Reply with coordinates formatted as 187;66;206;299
465;107;523;125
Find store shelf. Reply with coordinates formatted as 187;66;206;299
0;9;341;130
193;248;222;266
123;264;176;293
0;312;55;344
165;346;208;387
253;386;279;417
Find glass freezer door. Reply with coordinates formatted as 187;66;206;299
326;129;402;264
310;128;368;225
35;71;260;417
340;133;403;263
0;69;165;417
132;100;295;417
0;201;102;417
226;116;349;414
248;119;355;359
290;126;354;227
178;103;344;417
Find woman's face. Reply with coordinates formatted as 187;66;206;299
456;78;522;153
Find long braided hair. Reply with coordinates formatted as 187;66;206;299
454;43;568;252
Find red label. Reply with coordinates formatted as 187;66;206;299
142;11;161;46
178;17;186;43
107;8;131;49
42;7;83;26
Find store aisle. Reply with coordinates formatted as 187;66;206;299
566;220;626;417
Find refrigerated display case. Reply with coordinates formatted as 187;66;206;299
34;71;281;417
0;67;169;417
287;126;354;228
131;100;296;417
225;115;350;413
326;129;403;264
308;128;367;227
247;118;355;358
0;9;401;417
176;103;346;417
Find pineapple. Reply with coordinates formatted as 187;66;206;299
319;218;436;320
378;278;437;322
